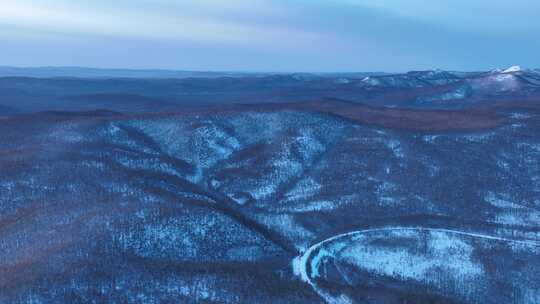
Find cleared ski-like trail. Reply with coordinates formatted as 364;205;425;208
293;227;540;304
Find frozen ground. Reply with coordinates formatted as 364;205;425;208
1;71;540;303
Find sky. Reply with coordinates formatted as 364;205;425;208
1;0;539;72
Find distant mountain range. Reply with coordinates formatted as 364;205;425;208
0;66;539;114
0;66;386;79
0;66;263;79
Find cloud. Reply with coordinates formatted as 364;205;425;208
336;0;540;32
0;0;323;48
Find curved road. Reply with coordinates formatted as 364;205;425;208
292;227;540;304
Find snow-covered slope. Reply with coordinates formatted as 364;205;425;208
1;100;540;302
502;65;522;73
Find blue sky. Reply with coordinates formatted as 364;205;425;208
1;0;538;72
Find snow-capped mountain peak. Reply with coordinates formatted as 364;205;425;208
502;65;522;73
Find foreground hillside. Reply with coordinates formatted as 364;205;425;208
1;98;540;303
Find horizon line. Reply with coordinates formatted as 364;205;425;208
0;65;534;75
